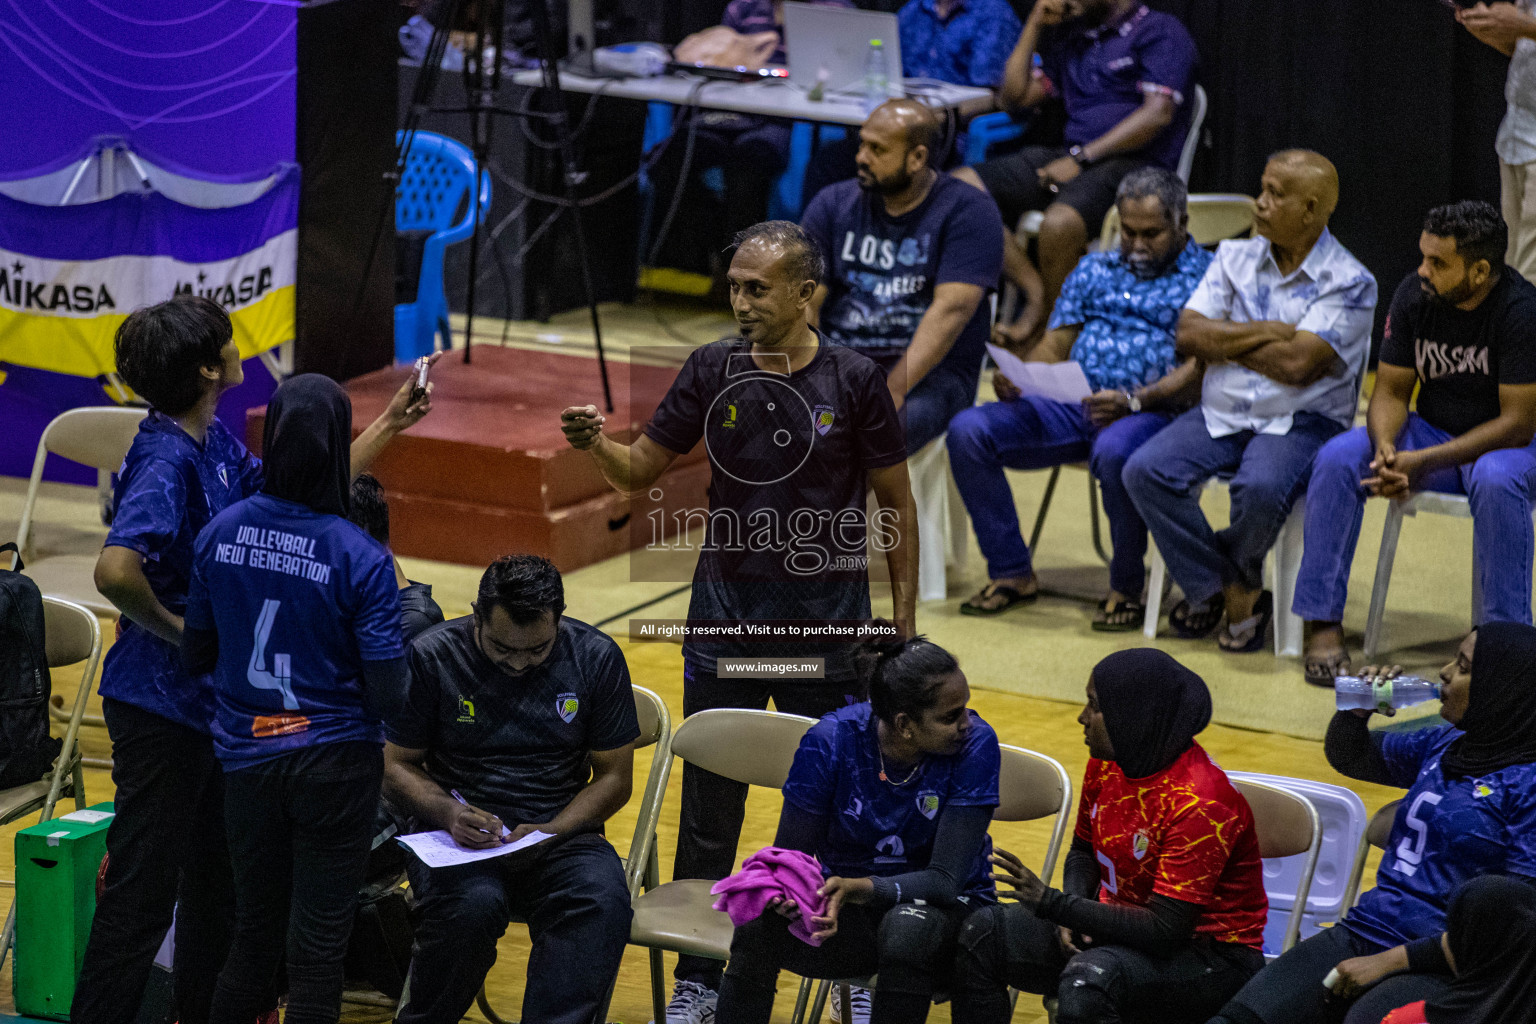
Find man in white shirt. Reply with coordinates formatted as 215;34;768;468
1459;1;1536;279
1123;150;1378;652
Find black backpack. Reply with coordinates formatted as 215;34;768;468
0;543;64;789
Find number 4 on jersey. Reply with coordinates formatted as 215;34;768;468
248;599;299;711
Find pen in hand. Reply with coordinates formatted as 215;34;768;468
449;789;509;846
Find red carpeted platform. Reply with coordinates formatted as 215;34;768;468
247;346;709;572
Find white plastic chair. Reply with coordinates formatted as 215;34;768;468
1362;492;1484;660
1228;771;1367;956
12;406;148;615
910;435;971;602
1143;495;1307;657
1229;778;1321;955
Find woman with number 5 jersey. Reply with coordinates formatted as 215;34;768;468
1206;623;1536;1024
182;375;411;1024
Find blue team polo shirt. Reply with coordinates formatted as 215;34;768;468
185;493;404;769
1037;4;1199;171
1047;237;1213;392
1342;725;1536;950
100;412;264;732
782;703;1001;900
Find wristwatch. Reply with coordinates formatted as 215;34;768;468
1123;390;1142;412
1068;144;1093;168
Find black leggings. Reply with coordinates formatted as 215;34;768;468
716;901;968;1024
211;742;382;1024
1206;924;1451;1024
952;902;1265;1024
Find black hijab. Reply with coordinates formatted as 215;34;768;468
1092;648;1212;779
260;374;351;517
1443;622;1536;779
1424;874;1536;1024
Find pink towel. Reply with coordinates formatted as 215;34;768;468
711;846;829;946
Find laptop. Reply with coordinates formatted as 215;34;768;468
782;3;904;98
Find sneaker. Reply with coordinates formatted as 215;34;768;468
829;984;872;1024
655;980;717;1024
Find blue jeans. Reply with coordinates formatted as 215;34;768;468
1123;408;1342;605
946;396;1174;597
903;362;981;456
1291;415;1536;624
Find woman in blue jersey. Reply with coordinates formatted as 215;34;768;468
77;296;428;1024
1207;623;1536;1024
713;628;1001;1024
183;375;412;1024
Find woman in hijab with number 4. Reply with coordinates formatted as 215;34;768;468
951;648;1270;1024
183;375;416;1024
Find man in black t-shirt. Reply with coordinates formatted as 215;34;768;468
560;220;913;1020
347;474;444;642
1293;201;1536;685
385;555;639;1024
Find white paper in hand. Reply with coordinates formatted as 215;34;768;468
986;344;1093;404
397;828;554;869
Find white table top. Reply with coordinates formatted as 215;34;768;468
509;68;990;126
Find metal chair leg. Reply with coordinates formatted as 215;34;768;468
1363;501;1406;660
1028;465;1062;553
649;948;667;1024
1087;473;1110;566
808;978;831;1023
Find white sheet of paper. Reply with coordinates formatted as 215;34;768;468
985;345;1093;404
396;828;554;868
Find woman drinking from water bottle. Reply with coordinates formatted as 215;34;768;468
1206;624;1536;1024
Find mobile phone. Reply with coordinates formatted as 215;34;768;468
410;355;430;406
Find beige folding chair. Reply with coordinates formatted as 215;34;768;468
802;743;1076;1024
617;708;816;1024
0;596;100;970
12;406;148;615
1231;779;1321;954
472;684;673;1024
1342;798;1401;910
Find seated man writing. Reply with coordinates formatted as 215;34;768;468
947;166;1210;628
1294;200;1536;685
386;554;639;1024
802;98;1004;456
1123;150;1377;652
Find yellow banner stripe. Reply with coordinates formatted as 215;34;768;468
0;284;293;379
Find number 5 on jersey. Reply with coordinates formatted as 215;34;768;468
248;598;299;711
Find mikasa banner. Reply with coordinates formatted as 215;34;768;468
0;167;297;380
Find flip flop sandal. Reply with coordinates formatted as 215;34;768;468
1219;591;1275;653
1092;598;1145;632
959;582;1037;616
1169;594;1225;639
1304;650;1352;689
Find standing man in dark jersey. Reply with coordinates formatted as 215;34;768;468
560;220;914;1023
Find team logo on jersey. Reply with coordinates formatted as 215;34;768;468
916;792;940;819
457;697;476;723
217;464;229;488
813;405;835;435
556;693;580;723
1132;832;1150;860
1474;782;1494;799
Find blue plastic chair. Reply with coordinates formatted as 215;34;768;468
393;130;491;363
962;111;1027;165
636;103;845;265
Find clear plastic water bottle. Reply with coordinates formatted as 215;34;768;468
1334;675;1442;713
862;39;889;115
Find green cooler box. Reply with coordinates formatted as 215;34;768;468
14;803;116;1020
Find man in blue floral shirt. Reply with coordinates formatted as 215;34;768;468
948;167;1210;628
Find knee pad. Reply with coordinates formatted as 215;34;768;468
876;904;950;970
955;904;1010;980
1054;949;1124;1024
